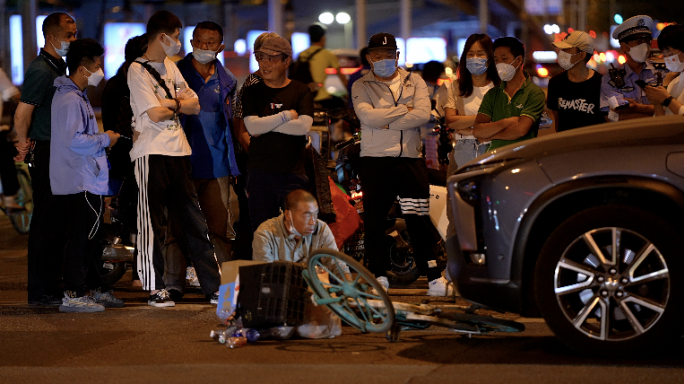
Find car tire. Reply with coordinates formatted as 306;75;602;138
534;205;683;355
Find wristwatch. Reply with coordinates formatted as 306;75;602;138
662;96;674;107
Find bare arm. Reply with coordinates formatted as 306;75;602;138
472;114;518;140
146;99;176;123
445;107;478;132
552;110;560;133
13;102;35;161
485;115;535;141
233;117;251;152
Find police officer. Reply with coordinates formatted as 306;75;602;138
600;15;664;121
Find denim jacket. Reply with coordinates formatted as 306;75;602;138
50;76;110;195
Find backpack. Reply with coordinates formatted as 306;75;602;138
289;48;323;91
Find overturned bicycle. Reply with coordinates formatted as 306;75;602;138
210;249;524;347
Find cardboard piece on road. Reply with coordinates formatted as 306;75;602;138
217;260;267;319
221;260;266;285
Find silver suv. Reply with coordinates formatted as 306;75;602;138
446;115;684;354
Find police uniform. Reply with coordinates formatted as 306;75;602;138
599;15;668;113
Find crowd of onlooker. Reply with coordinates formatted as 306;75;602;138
3;9;681;313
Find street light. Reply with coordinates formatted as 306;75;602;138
336;12;351;24
335;12;353;49
319;12;334;25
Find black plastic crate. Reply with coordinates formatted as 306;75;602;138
237;262;308;329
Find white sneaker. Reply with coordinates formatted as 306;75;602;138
427;276;454;297
186;266;201;287
371;276;390;295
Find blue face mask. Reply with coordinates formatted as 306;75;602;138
466;57;488;76
372;58;397;78
51;40;70;57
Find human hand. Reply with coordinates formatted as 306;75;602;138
642;86;670;105
454;128;473;136
160;99;176;109
287;109;299;120
106;130;121;147
13;139;31;162
407;107;414;112
177;87;194;100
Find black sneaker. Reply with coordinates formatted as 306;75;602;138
208;293;219;305
28;294;63;306
148;289;175;307
167;288;184;302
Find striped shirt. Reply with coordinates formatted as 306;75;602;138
233;73;263;119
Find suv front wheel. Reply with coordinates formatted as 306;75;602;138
534;205;683;355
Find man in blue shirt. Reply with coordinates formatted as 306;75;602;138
50;39;123;312
175;21;239;283
600;15;661;121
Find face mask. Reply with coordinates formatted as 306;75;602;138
162;34;181;57
665;52;684;73
372;58;397;78
83;67;104;87
628;43;649;63
466;57;488;76
192;48;218;64
51;40;70;56
558;50;583;70
496;57;521;82
286;212;303;239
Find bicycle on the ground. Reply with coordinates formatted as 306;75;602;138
302;248;524;341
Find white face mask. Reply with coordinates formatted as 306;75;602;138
628;43;650;63
558;50;583;70
286;212;303;239
162;34;181;57
192;48;218;64
665;52;684;73
496;57;521;82
83;67;104;87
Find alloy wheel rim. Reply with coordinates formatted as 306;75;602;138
553;227;670;341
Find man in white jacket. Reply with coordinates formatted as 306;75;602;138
351;32;451;296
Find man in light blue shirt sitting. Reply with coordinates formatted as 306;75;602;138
50;38;122;312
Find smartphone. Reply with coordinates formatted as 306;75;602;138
635;80;649;89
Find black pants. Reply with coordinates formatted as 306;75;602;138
27;140;65;299
360;157;439;280
232;152;253;260
133;155;220;295
246;169;308;233
58;192;108;295
0;131;19;196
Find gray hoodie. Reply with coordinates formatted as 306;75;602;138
351;67;431;158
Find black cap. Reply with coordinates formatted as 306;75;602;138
368;33;397;50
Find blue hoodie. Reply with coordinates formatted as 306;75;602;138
50;75;111;195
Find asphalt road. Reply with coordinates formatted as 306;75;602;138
1;214;683;384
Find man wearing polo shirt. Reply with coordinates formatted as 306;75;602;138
473;37;545;151
13;12;77;306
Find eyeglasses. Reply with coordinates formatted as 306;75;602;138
255;52;284;63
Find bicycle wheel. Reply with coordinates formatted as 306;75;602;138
307;248;395;333
8;168;33;234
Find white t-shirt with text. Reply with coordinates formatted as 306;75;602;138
127;57;197;160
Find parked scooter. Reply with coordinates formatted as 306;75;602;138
98;181;136;286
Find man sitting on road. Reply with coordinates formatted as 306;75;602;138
253;189;350;278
